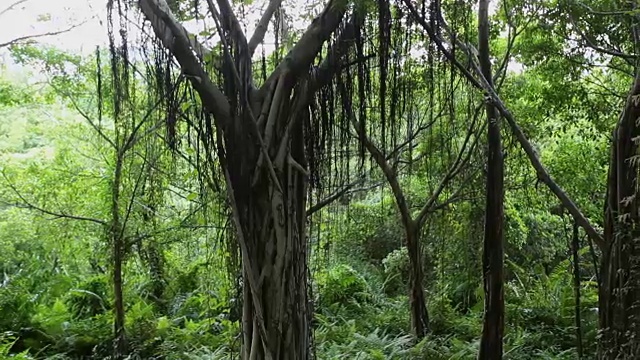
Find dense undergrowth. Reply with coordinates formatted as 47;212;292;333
0;239;598;359
0;157;599;359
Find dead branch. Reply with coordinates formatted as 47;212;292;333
0;21;86;49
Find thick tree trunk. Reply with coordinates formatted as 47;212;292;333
406;221;429;338
477;0;504;358
598;75;640;359
235;133;310;360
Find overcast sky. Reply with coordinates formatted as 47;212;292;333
0;0;318;56
0;0;515;73
0;0;107;53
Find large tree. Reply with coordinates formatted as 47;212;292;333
134;0;363;357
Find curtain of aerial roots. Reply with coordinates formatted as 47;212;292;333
145;13;316;360
320;0;444;338
600;74;640;358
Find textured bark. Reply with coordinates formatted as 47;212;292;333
231;105;310;359
598;75;640;359
478;0;504;358
138;0;348;358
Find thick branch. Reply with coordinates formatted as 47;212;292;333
139;0;231;125
207;0;249;54
248;0;284;57
351;120;412;227
262;0;349;91
310;11;365;92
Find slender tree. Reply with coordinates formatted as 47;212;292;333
351;100;480;338
571;221;583;359
477;0;504;357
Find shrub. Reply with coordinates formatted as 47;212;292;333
316;264;371;309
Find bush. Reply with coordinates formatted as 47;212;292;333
65;276;110;319
316;264;371;309
382;247;410;296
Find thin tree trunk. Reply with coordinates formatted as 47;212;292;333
478;0;504;358
406;221;429;338
403;0;604;249
112;152;126;359
572;221;583;359
351;117;431;339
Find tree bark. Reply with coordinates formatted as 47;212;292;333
477;0;504;358
598;75;640;359
406;221;429;338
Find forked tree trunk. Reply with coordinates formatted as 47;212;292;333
138;0;349;358
599;75;640;359
477;0;505;358
352;123;432;338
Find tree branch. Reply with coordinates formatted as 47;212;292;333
248;0;284;57
0;0;28;17
209;0;248;51
308;10;365;93
403;0;605;248
1;171;107;226
416;105;483;228
350;116;412;226
261;0;349;92
306;177;368;216
0;21;86;49
138;0;231;125
567;14;635;64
